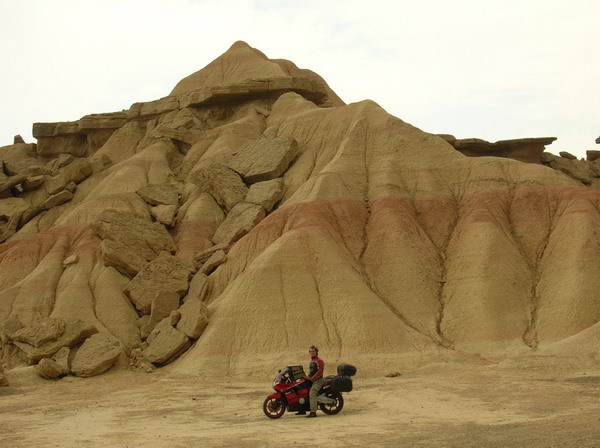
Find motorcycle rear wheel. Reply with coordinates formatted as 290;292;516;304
319;391;344;415
263;397;286;419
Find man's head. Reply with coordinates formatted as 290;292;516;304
309;345;319;356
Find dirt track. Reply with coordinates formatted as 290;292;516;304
1;363;600;447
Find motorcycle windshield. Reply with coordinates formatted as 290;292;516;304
273;367;291;385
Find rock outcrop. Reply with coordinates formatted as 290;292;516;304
442;135;557;164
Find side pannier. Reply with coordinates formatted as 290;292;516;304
331;375;353;392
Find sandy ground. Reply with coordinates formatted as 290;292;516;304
1;362;600;448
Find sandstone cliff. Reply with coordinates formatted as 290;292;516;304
1;41;599;380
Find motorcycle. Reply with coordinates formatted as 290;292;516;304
262;363;356;419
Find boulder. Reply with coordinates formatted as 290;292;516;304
125;251;191;314
13;135;25;144
596;136;600;144
92;209;176;277
0;174;27;195
176;299;209;339
227;136;299;183
212;202;265;246
153;125;203;146
42;189;74;210
22;175;45;191
142;326;190;365
136;184;179;206
71;334;121;378
559;151;578;160
150;204;178;226
63;255;79;266
45;154;75;175
147;311;181;344
51;346;71;374
10;318;66;347
4;158;46;177
186;272;208;302
586;150;600;162
35;357;68;379
140;291;181;339
198;250;227;275
245;178;284;212
190;163;248;211
45;158;93;195
13;318;98;364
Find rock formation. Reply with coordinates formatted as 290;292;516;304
1;41;600;381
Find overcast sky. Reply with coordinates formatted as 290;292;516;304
1;0;598;158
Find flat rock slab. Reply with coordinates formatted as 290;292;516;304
194;244;229;264
227;136;298;183
9;318;66;347
176;299;209;339
92;209;176;277
137;184;179;206
245;178;284;212
212;202;265;246
186;272;209;302
125;252;191;314
191;163;248;211
142;326;190;365
198;250;227;275
71;334;121;378
13;318;98;364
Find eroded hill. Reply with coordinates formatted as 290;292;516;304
1;41;599;384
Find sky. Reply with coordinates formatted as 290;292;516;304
0;0;598;158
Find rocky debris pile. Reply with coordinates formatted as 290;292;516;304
540;151;600;188
0;148;101;242
0;317;123;379
92;209;176;277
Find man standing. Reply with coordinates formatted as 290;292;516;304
304;345;324;418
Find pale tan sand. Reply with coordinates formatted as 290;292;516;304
1;362;599;447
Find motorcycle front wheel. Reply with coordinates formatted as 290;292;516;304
263;397;286;419
319;391;344;415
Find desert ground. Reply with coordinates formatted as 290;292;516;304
2;361;599;448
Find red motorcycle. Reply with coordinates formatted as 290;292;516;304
262;364;356;419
